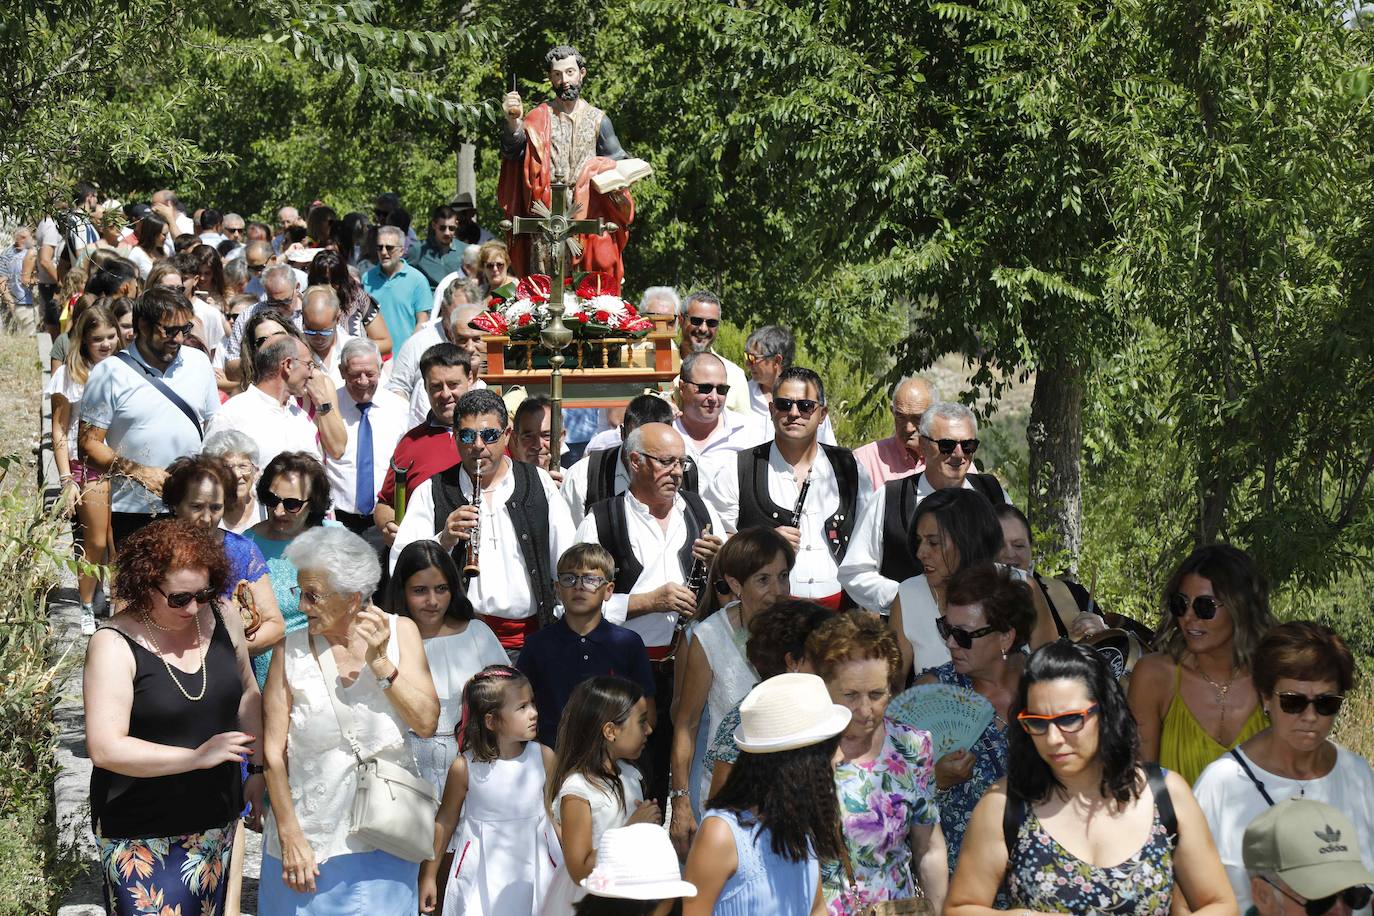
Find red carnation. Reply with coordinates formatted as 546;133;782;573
593;309;611;323
517;314;533;327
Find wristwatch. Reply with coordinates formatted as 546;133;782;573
315;402;334;415
668;788;689;800
376;664;399;689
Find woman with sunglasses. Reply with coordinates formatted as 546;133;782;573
946;640;1236;916
477;239;511;290
83;519;263;916
245;451;338;685
1128;544;1277;785
1193;621;1374;914
906;563;1037;869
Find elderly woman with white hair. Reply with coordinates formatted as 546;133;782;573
260;526;440;914
202;429;263;534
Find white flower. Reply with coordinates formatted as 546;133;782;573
505;298;536;320
586;294;627;318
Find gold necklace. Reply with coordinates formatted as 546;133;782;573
139;611;208;702
1194;661;1238;733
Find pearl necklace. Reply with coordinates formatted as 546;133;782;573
139;611;208;702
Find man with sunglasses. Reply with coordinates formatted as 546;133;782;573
1243;799;1374;915
839;401;1007;615
205;333;344;469
362;225;431;348
299;284;351;386
706;367;870;610
405;204;464;291
852;376;937;491
392;389;575;658
676;290;751;414
573;421;724;801
673;351;767;476
79;286;221;543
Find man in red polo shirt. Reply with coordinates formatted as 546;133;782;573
373;343;472;544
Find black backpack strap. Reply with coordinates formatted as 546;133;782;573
1002;788;1024;858
1228;748;1276;806
591;497;638;594
968;472;1006;505
1145;763;1178;843
585;447;619;511
114;350;203;439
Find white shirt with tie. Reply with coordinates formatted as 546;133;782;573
706;443;872;600
573;491;725;648
324;387;410;515
392;460;574;621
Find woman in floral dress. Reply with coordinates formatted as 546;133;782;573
806;611;948;915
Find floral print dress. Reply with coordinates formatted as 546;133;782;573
99;823;236;916
821;719;940;915
923;661;1009;869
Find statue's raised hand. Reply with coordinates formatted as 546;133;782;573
503;91;523;124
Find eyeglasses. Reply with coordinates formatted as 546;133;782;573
155;584;217;608
921;434;980;455
1275;692;1345;717
1016;704;1100;736
158;321;195;339
457;427;505;445
302;327;335;337
936;616;1000;650
772;397;819;417
687;316;719;328
1259;876;1372;916
261;491;307;513
483;261;506;270
253;332;286;346
557;573;611;591
289;586;338;605
684;381;730;396
1168;593;1221;620
637;452;692;471
744;351;775;364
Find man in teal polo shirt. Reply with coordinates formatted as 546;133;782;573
405;205;464;290
362;225;431;347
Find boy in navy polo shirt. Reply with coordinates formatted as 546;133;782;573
517;543;657;748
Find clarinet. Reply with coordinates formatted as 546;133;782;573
665;523;712;662
462;461;481;577
791;473;813;527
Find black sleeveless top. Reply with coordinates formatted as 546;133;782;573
90;609;245;839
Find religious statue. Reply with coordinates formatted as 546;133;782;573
498;44;637;284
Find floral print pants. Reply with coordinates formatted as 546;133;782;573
98;821;236;916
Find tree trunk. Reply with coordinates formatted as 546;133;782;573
1026;360;1084;573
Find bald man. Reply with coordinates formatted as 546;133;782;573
852;376;936;490
301;285;351;385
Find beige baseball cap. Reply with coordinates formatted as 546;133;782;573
1243;798;1374;900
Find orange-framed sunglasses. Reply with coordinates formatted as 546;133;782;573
1016;704;1099;735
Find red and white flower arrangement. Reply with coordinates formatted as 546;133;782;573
469;272;655;340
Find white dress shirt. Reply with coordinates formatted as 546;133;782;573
837;473;1005;614
385;315;445;401
746;380;837;446
325;388;410;514
204;384;320;469
391;461;574;621
673;408;769;483
561;447;633;526
584;426;623;453
706;443;872;599
573;491;725;647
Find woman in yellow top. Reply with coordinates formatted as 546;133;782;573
1127;544;1275;784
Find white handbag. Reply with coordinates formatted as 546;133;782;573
311;635;439;863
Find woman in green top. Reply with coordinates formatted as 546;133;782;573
1128;544;1276;784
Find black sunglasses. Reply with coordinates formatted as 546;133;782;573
921;434;980;455
687;316;719;328
159;321;195;339
261;492;307;513
247;262;266;274
936;616;1000;650
1261;876;1371;916
685;381;730;396
1168;593;1221;620
457;427;504;445
155;584;217;608
772;396;819;417
1275;692;1345;717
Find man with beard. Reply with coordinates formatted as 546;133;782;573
78;286;220;542
852;376;937;490
499;44;635;281
678;289;751;415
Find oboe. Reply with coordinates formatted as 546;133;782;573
462;460;481;577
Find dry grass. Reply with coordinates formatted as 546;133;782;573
1333;668;1374;760
0;331;43;498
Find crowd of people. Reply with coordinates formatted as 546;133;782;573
9;99;1367;916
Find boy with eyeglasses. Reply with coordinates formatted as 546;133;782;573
515;543;657;748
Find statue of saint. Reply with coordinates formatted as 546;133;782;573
498;45;635;284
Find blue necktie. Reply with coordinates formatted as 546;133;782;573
355;402;375;515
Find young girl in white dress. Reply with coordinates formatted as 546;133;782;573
420;665;559;916
540;677;663;916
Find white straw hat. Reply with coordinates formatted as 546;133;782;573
579;824;697;900
733;672;852;753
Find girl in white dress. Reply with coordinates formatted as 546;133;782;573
420;665;559;915
540;677;663;916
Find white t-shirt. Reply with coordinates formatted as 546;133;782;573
44;365;84;459
1194;743;1374;914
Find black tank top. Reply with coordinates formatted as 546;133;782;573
90;609;245;838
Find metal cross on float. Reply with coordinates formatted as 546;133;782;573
500;167;619;472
